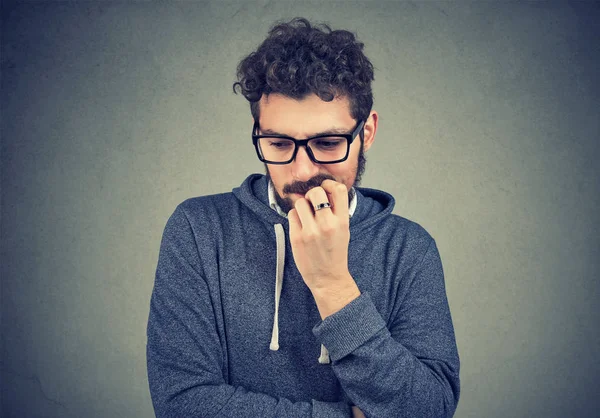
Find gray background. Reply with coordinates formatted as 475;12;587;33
1;1;599;417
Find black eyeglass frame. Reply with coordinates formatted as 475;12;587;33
252;120;366;165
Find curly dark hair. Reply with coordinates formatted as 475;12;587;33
233;17;374;124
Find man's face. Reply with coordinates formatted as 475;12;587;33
257;93;374;213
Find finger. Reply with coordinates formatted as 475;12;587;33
294;197;318;232
288;208;302;236
304;186;333;216
320;180;349;218
351;406;366;418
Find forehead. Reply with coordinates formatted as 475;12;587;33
258;93;354;136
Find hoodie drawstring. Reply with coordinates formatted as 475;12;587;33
270;223;331;365
318;345;331;364
270;224;285;351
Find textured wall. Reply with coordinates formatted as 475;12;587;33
1;1;599;417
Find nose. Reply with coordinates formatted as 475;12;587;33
291;145;319;182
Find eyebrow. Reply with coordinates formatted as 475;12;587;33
260;126;352;137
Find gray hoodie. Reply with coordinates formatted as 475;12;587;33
147;174;460;417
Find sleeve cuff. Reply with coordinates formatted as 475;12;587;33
311;400;351;417
312;292;387;362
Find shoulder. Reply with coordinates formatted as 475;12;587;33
163;192;240;238
171;192;245;226
177;192;237;217
378;213;436;263
389;213;433;243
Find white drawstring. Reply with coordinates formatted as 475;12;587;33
270;224;285;351
270;223;330;365
318;345;331;364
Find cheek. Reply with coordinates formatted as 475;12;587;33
267;165;290;187
324;162;353;183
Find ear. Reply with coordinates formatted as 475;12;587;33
362;111;378;152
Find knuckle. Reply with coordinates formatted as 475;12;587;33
290;234;303;246
335;183;347;193
303;230;318;243
309;186;324;198
321;224;335;236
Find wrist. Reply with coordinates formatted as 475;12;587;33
311;276;361;319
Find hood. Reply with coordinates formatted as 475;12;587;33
231;173;396;364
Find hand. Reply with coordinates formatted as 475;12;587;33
288;180;360;319
352;406;366;418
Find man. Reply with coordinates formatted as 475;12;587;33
147;18;460;418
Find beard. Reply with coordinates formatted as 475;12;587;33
265;142;367;214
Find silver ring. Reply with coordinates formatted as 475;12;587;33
314;202;332;211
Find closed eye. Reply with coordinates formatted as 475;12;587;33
311;138;344;150
268;140;293;149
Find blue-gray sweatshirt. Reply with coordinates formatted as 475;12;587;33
147;174;460;417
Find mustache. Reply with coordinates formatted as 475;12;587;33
283;174;336;195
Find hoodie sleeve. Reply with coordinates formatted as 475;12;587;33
147;205;352;418
312;238;460;418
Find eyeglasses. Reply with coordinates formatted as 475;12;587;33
252;120;365;164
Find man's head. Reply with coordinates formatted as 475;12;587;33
233;18;377;213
